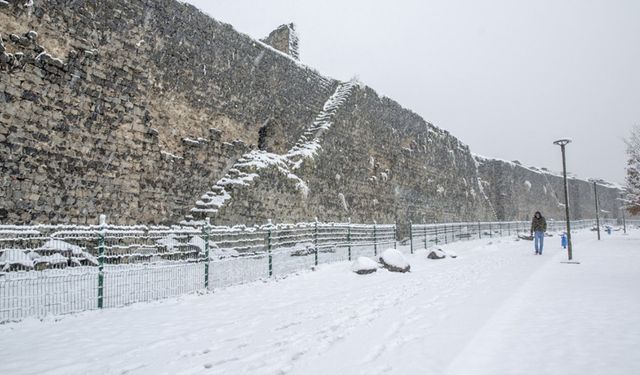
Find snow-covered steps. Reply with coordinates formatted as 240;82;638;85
286;79;358;170
190;79;358;217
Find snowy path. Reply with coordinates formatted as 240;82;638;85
1;230;639;375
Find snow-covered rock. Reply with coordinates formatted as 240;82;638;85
351;257;378;275
286;242;315;256
427;248;446;260
379;249;410;273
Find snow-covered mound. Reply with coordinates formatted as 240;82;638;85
351;257;378;275
428;248;447;259
379;249;410;273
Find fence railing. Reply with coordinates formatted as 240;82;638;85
0;218;636;323
407;219;619;253
0;220;395;322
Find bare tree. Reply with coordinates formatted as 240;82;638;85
625;126;640;215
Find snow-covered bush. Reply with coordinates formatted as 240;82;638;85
0;249;33;271
41;239;84;255
188;235;239;259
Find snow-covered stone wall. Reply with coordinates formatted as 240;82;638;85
475;157;624;221
0;0;622;226
0;0;336;224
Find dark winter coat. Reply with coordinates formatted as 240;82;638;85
531;213;547;233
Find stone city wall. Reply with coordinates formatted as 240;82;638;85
0;0;622;226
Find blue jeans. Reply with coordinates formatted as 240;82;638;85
534;231;544;253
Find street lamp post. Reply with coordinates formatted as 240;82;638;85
592;180;601;240
554;139;573;260
617;196;629;235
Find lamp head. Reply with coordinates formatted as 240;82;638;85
553;139;572;146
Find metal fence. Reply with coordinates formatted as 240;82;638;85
410;219;586;252
1;218;636;323
0;220;395;322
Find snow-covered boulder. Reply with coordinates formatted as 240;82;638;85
379;249;410;273
351;257;378;275
287;242;315;256
445;250;458;258
427;248;446;260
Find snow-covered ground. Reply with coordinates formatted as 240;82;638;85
1;229;638;375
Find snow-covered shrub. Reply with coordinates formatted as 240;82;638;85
34;253;68;270
0;249;33;271
41;239;83;255
188;235;239;259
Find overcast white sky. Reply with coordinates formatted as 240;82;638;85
186;0;639;184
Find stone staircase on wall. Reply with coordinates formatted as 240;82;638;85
188;79;358;223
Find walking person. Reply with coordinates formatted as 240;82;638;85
530;211;547;255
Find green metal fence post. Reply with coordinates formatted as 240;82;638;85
267;220;273;277
489;223;493;238
394;222;398;250
435;224;439;246
373;221;378;256
444;224;448;244
347;218;352;261
314;218;319;267
423;224;427;249
409;220;414;254
204;218;210;289
478;222;481;239
97;214;106;309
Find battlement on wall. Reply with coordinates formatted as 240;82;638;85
260;23;300;60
